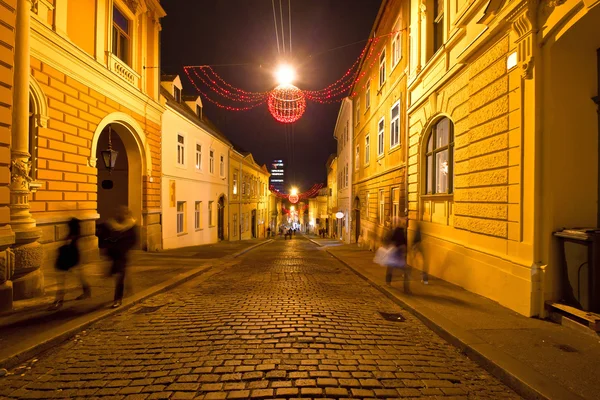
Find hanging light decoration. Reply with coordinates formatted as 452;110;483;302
288;193;299;204
101;125;118;174
267;84;306;124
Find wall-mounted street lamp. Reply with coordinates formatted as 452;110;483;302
101;125;119;174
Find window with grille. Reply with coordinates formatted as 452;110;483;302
195;143;201;170
177;134;185;166
378;190;385;225
433;0;444;54
379;50;386;88
392;32;401;67
378;118;385;156
365;135;370;164
195;201;201;230
390;101;400;148
425;117;454;194
112;6;130;65
177;201;185;234
209;150;214;173
392;188;400;221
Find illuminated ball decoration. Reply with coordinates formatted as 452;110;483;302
268;84;306;124
288;194;299;204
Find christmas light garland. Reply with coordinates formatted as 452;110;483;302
183;31;399;123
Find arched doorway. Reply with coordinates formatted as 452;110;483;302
95;123;143;248
354;196;361;243
217;195;225;241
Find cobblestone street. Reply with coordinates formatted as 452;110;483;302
1;238;520;399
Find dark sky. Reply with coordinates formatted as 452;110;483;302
160;0;382;191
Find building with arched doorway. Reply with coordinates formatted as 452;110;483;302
160;75;232;248
229;149;271;241
0;0;166;311
404;0;600;317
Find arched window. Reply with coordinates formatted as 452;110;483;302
425;117;454;194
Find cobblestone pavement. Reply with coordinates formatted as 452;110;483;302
1;238;520;399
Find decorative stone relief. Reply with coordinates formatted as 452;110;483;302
10;160;32;188
123;0;139;14
30;0;38;13
508;0;537;79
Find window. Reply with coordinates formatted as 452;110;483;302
233;172;238;195
345;163;349;188
433;0;444;54
209;150;214;173
233;214;238;236
196;105;202;119
174;87;181;103
356;99;360;125
112;6;130;65
378;117;385;156
390;101;400;148
425;117;454;194
365;81;371;110
176;201;185;234
378;190;385;225
365;135;370;164
355;145;360;170
392;32;401;67
392;188;400;222
195;143;202;170
379;49;386;88
177;134;185;166
220;155;225;177
242;177;246;195
208;201;214;226
195;201;201;230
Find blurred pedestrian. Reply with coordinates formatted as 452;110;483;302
50;218;90;310
374;227;409;292
103;206;138;308
412;221;428;284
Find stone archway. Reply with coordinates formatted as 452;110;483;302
91;113;152;249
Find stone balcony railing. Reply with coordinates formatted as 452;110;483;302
107;52;140;88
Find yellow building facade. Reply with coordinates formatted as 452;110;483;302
405;0;600;316
1;0;165;311
352;0;409;250
326;155;337;238
229;150;271;241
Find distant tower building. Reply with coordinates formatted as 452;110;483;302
270;160;285;192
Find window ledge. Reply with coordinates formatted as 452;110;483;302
421;194;453;200
195;228;203;232
388;145;401;154
177;232;187;237
107;52;140;87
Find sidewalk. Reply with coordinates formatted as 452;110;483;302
0;239;271;370
307;236;600;400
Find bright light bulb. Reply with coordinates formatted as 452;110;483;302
290;187;298;196
275;65;295;85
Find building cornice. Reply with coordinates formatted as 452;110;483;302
30;18;164;125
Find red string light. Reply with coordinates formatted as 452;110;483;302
182;31;400;122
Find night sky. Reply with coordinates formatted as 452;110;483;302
160;1;382;191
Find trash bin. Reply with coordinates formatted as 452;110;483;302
554;228;600;312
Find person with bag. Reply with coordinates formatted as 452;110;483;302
374;227;409;292
102;206;138;308
49;218;90;310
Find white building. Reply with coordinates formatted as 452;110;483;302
160;75;231;249
334;98;353;243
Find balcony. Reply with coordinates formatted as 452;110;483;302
107;52;140;88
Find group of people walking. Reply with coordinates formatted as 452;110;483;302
50;206;138;310
373;223;428;293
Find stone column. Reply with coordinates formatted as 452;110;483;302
10;0;44;300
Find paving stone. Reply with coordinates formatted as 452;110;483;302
2;240;520;400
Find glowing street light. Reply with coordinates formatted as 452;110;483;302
275;64;296;85
290;187;298;196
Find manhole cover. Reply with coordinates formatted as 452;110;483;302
134;305;164;314
555;344;578;353
379;312;406;322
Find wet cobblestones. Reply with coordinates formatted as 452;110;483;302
1;238;520;399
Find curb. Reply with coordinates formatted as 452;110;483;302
326;249;583;400
306;237;323;247
230;239;273;258
0;240;271;371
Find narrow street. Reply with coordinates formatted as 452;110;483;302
1;238;519;399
